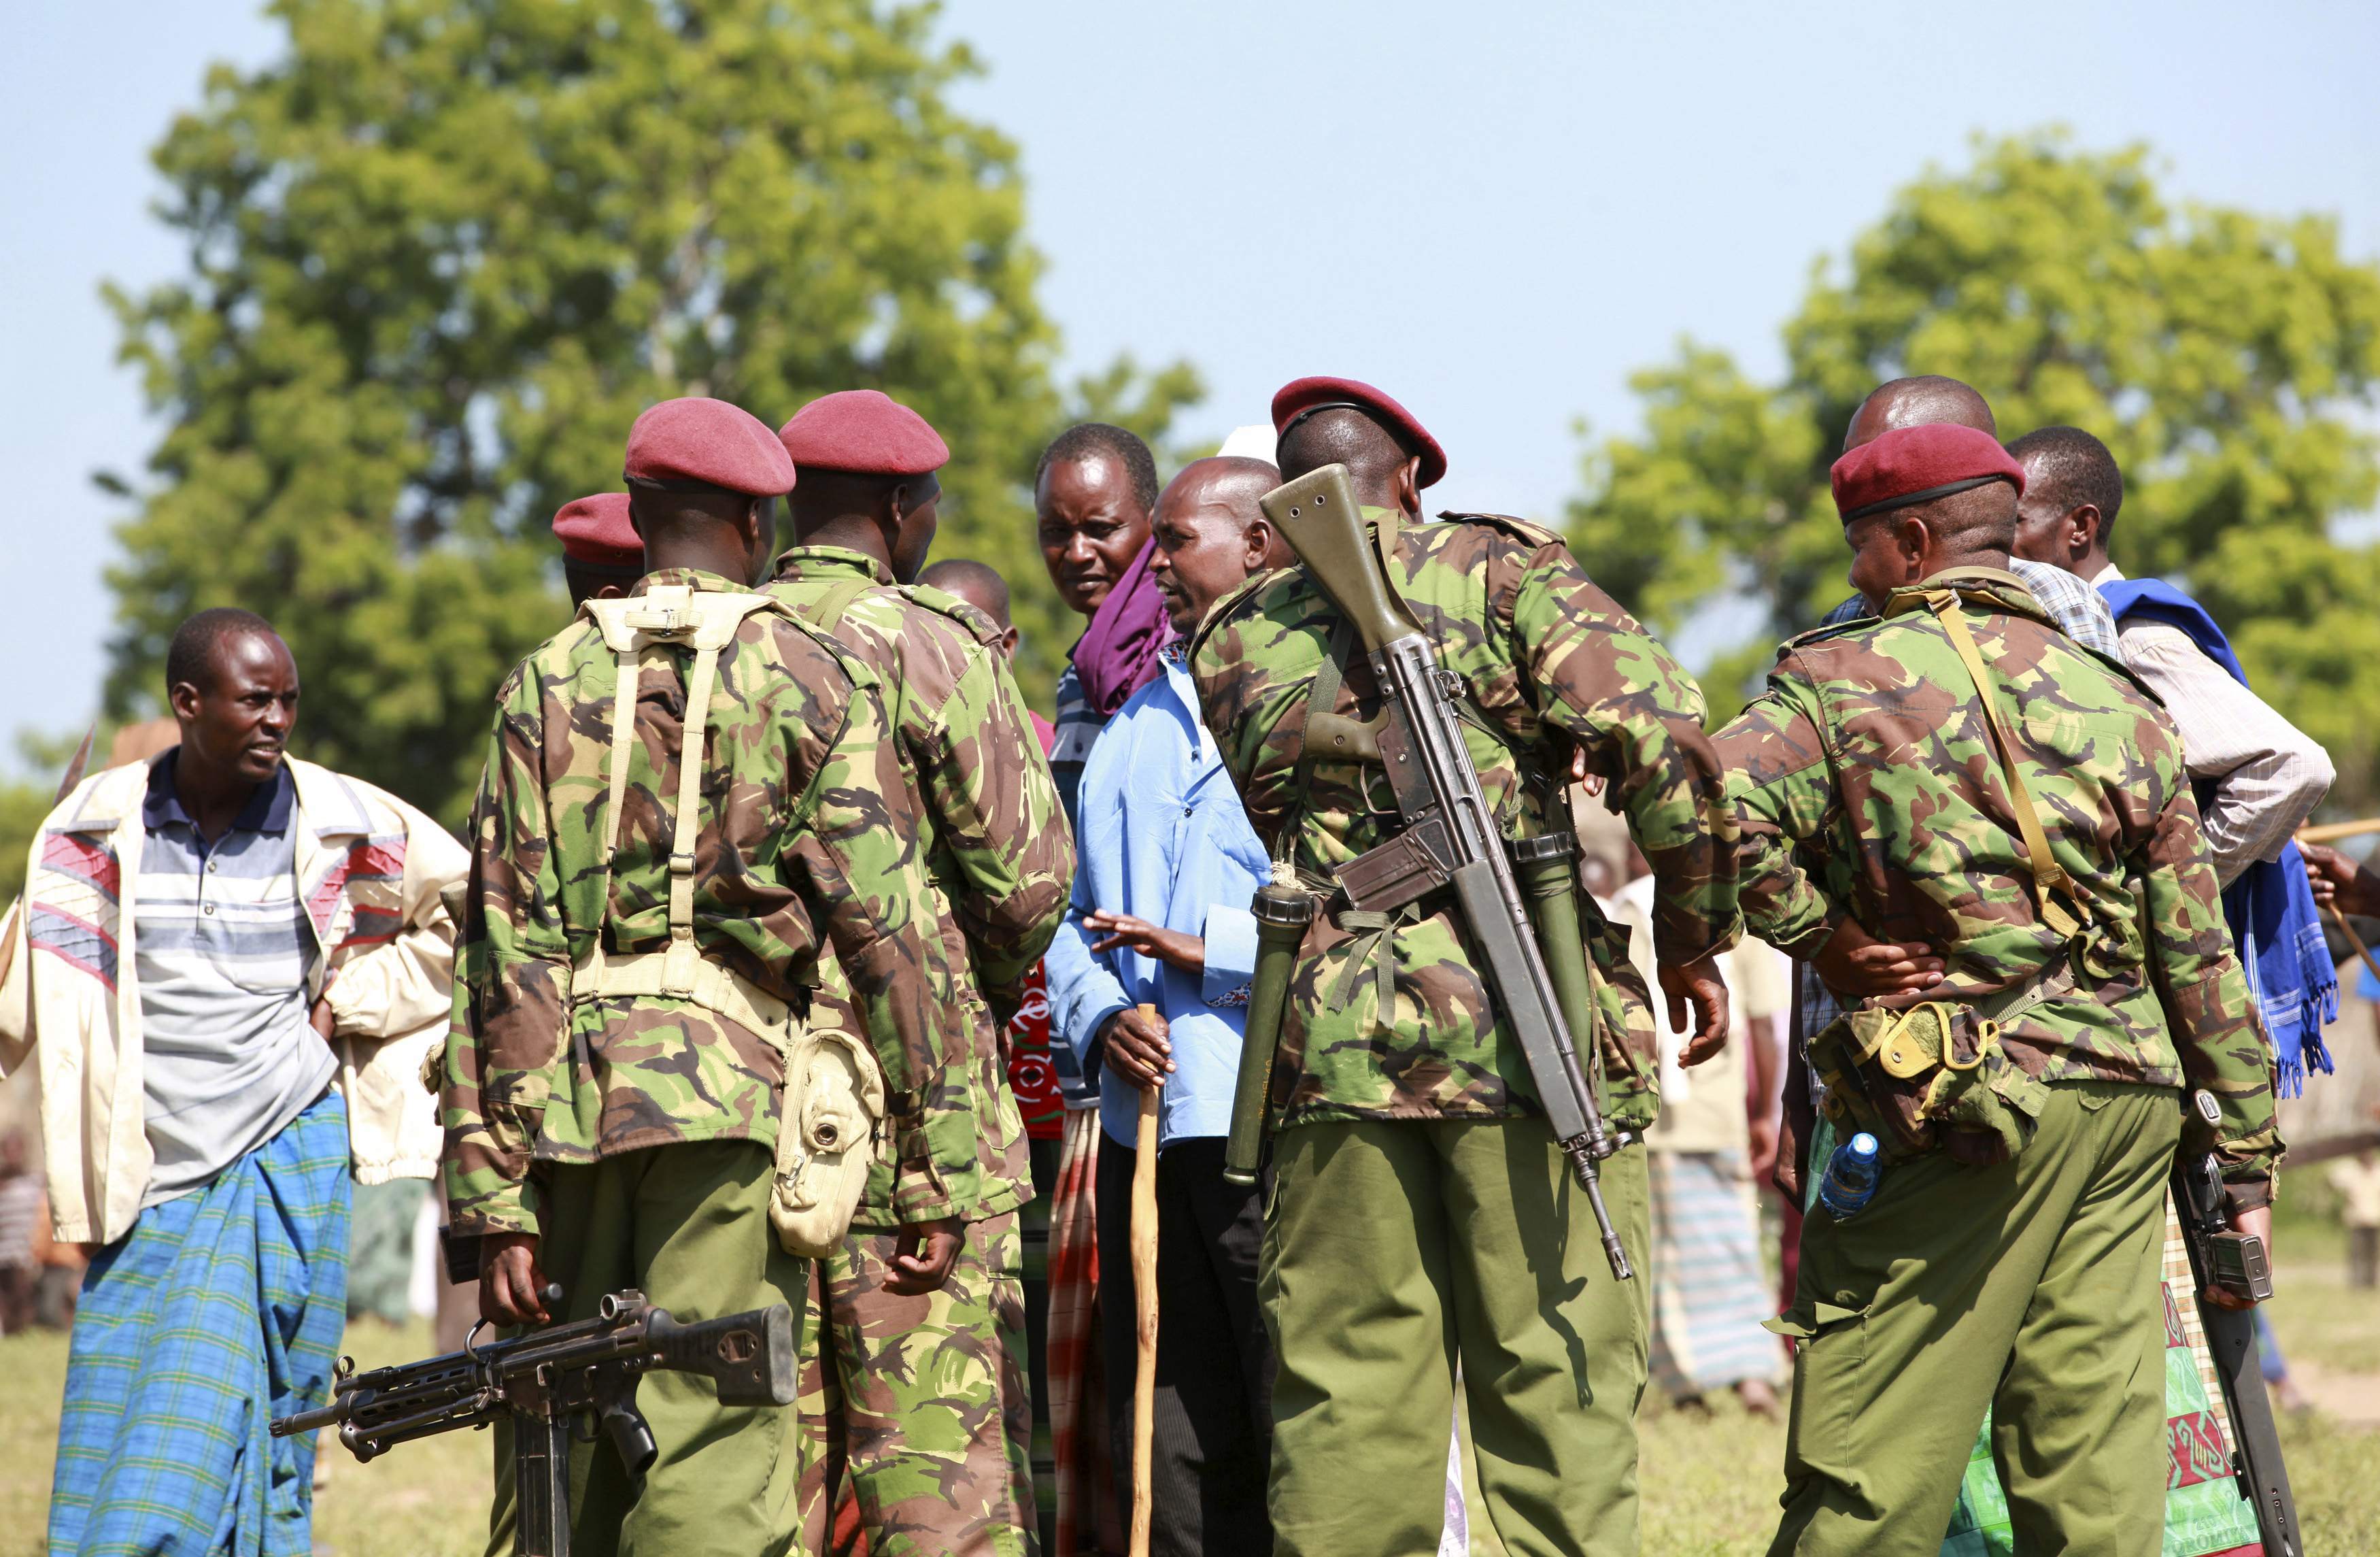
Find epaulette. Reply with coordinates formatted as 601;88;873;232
1434;509;1565;548
896;582;1007;651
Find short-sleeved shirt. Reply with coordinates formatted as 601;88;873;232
135;756;334;1208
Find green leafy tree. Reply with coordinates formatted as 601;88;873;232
101;0;1193;821
1570;133;2380;803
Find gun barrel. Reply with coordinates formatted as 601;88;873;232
270;1400;347;1439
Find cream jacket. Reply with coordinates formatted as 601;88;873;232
0;755;469;1243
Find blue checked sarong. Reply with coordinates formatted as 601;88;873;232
48;1086;352;1556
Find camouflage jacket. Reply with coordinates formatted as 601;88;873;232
1190;508;1739;1131
443;567;972;1239
767;545;1072;1226
1712;567;2279;1183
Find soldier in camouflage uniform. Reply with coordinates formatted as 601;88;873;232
1189;378;1738;1557
769;390;1071;1557
444;398;977;1557
1711;422;2279;1557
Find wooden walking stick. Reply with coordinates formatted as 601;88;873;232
1130;1003;1161;1557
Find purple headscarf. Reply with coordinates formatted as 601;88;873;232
1070;534;1176;717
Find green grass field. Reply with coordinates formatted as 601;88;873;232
5;1203;2375;1556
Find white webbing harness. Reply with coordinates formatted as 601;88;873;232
577;584;786;1035
577;584;888;1254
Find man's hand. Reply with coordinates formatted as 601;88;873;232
1661;955;1731;1067
309;995;339;1046
2205;1204;2275;1311
885;1218;963;1296
1084;911;1205;974
479;1232;551;1326
2301;841;2380;920
1747;1114;1780;1188
1812;917;1945;999
1100;1005;1173;1091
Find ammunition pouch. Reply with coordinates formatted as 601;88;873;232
1807;960;2067;1166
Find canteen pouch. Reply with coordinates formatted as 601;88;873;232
770;1022;888;1258
1808;996;2053;1166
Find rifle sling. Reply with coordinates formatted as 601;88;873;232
1890;586;2088;945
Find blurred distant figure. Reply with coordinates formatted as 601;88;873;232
1606;860;1786;1418
0;1131;40;1333
2331;1147;2380;1289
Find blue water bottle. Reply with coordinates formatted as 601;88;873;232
1817;1131;1882;1220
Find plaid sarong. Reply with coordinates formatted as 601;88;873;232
1047;1105;1122;1556
48;1087;352;1556
1648;1149;1783;1396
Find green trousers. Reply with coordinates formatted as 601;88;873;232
1263;1116;1650;1557
486;1139;808;1557
1771;1081;2180;1557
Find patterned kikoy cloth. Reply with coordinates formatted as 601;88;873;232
1649;1149;1784;1396
1006;963;1066;1142
1939;1196;2263;1557
48;1086;352;1557
1048;1104;1121;1556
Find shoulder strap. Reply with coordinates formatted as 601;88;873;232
1890;586;2087;945
805;575;876;637
582;585;775;994
1271;617;1357;875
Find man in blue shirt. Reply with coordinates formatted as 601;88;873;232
1045;455;1289;1556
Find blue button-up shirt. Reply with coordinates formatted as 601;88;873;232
1044;647;1267;1150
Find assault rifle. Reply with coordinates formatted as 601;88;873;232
2173;1099;2300;1557
271;1288;795;1557
1255;464;1633;1279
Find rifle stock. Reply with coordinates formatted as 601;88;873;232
1261;467;1418;655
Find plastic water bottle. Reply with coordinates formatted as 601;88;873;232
1817;1131;1883;1220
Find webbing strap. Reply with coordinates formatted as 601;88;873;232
583;586;773;996
1271;616;1356;878
806;576;874;637
1899;587;2086;944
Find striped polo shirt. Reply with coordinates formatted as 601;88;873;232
135;756;335;1208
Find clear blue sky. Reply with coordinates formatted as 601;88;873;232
5;1;2377;766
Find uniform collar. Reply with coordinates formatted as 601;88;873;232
634;565;752;595
1886;565;2053;626
769;543;895;588
142;748;294;837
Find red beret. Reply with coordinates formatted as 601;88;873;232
1271;375;1448;489
623;397;796;497
551;493;641;567
1830;422;2026;524
779;390;949;478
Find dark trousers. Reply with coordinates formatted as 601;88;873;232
1095;1134;1273;1557
2351;1224;2379;1289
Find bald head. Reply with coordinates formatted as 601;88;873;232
1843;375;1997;453
917;556;1021;661
1275;407;1420;512
1149;456;1290;636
